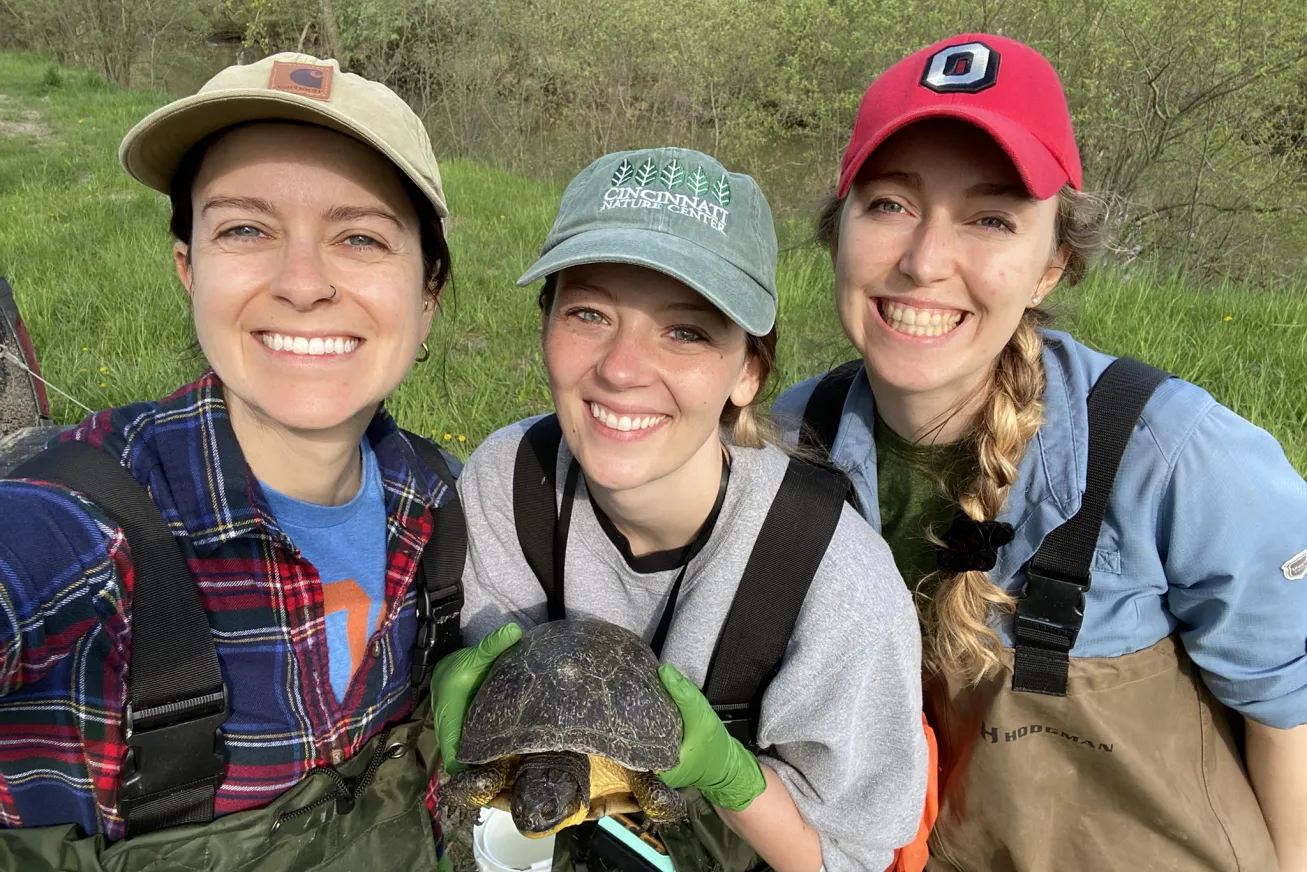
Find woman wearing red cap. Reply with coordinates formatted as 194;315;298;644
775;34;1307;872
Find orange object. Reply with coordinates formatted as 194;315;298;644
889;714;939;872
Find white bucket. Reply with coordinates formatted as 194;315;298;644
472;807;556;872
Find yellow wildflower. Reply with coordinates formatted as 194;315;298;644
443;433;452;440
1223;315;1233;322
458;435;467;443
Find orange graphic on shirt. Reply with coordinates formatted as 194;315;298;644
322;579;382;675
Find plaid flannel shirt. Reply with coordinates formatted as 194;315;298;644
0;373;455;851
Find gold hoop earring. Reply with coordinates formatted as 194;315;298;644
415;341;430;363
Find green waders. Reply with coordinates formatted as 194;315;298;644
0;717;444;872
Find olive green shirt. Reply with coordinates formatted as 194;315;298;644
873;415;970;596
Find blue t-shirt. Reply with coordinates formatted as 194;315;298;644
261;439;389;702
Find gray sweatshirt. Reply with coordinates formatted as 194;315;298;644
457;418;927;872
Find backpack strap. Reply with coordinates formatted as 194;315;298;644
401;431;467;692
512;415;567;621
797;359;862;459
1012;357;1171;696
702;457;850;749
9;440;226;837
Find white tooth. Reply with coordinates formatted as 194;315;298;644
888;304;901;321
276;334;287;350
260;334;273;349
903;308;917;326
308;337;325;355
930;312;942;326
292;336;308;354
346;339;358;352
329;338;340;354
617;416;632;431
640;417;653;429
591;403;601;420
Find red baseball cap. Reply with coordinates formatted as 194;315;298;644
838;34;1082;201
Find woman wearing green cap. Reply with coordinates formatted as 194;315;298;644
0;54;466;870
433;147;931;872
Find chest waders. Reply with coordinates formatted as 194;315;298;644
802;357;1280;872
513;416;849;872
0;434;466;872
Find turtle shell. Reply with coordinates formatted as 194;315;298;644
457;619;682;771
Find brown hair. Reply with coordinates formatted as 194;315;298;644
818;184;1104;681
537;274;779;448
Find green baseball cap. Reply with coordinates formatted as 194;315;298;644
517;147;778;335
119;52;447;217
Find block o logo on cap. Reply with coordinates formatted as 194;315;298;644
920;42;1000;94
269;61;334;101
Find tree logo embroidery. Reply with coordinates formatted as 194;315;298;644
920;41;1000;94
602;153;731;233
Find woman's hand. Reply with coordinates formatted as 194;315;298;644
658;664;823;872
656;663;766;810
430;622;522;774
1245;717;1307;872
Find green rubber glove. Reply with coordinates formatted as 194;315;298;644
656;663;766;812
431;622;522;774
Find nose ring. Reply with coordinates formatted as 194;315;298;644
328;285;338;300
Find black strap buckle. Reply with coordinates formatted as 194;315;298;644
120;685;227;802
1015;568;1089;651
713;704;761;754
410;583;463;688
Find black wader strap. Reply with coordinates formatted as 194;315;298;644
513;415;567;620
402;431;467;694
10;440;226;837
1012;357;1171;696
797;359;861;459
702;457;848;749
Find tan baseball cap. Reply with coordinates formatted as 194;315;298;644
119;52;447;216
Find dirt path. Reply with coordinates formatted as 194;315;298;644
0;93;55;143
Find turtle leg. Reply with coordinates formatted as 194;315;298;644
444;759;513;809
627;769;686;826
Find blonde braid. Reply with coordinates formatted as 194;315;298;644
923;312;1047;681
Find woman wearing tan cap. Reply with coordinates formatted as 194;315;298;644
0;53;466;871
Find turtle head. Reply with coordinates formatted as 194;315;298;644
510;751;591;837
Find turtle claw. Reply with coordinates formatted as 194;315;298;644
627;769;687;825
445;759;512;810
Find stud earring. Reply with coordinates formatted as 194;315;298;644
1031;295;1042;305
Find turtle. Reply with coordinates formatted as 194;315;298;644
443;618;687;838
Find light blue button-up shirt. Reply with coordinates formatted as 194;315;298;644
774;329;1307;729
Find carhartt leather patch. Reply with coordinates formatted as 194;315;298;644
268;61;333;100
1283;549;1307;580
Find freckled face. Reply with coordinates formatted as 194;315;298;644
833;119;1067;406
177;123;432;436
542;263;761;493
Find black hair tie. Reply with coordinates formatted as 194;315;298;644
936;511;1015;573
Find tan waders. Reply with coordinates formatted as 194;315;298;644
924;360;1276;870
924;637;1277;871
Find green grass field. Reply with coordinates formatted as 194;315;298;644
2;51;1304;474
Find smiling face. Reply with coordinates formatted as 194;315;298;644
176;122;432;436
542;262;761;494
833;119;1068;410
